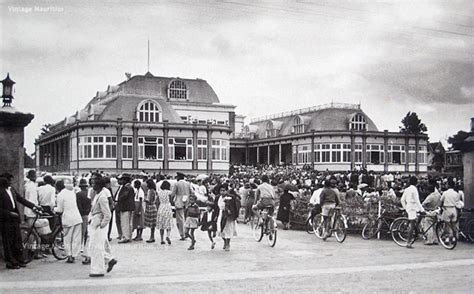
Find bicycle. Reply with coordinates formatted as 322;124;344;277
305;204;321;234
20;211;67;263
390;210;458;250
250;206;277;247
315;207;347;243
458;212;474;242
362;205;404;240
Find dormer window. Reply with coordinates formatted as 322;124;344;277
265;121;277;138
293;116;305;134
350;113;366;131
168;79;187;99
137;100;161;122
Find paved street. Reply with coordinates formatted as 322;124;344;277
1;223;473;293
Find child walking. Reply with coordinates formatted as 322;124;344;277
200;202;218;249
185;195;200;250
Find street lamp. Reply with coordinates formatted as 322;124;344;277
1;73;15;107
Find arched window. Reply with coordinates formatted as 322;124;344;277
168;80;187;99
350;113;366;131
293;116;305;134
137;100;161;122
265;121;276;138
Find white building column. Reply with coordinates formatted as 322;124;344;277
278;144;282;165
267;145;270;165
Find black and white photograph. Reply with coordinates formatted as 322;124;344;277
0;0;473;292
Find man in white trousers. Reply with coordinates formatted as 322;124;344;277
54;180;83;263
88;177;117;277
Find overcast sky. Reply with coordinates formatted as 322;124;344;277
1;0;473;154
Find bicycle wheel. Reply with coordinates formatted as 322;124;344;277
313;214;324;239
391;218;410;247
362;218;380;240
334;216;347;243
267;228;277;247
20;226;39;264
305;217;314;234
436;221;457;250
464;219;474;242
52;229;68;260
251;216;263;242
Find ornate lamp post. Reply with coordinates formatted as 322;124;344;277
1;73;15;107
0;73;34;197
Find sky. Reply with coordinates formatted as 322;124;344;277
1;0;473;154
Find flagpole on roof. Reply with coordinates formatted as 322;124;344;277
147;39;150;73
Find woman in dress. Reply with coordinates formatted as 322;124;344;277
217;183;241;251
184;195;200;250
144;179;158;243
277;187;296;230
132;180;145;241
156;180;173;245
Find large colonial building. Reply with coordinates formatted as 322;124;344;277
230;103;429;174
36;72;240;174
36;73;429;175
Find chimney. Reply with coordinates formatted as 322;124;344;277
471;117;474;132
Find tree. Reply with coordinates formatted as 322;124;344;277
431;152;444;172
448;130;472;151
399;112;427;134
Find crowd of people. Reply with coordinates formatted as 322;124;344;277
0;164;467;275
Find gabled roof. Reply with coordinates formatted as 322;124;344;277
428;142;445;153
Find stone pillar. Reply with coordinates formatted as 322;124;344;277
463;151;473;210
0;107;34;201
405;136;410;173
267;145;270;165
206;128;212;172
362;131;367;169
383;130;389;173
76;128;80;172
192;129;198;171
278;143;282;165
116;119;123;172
311;130;315;170
163;125;169;171
294;143;298;166
132;120;138;170
415;135;419;175
350;130;355;171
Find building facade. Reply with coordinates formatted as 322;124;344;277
36;73;236;174
36;73;429;175
230;103;429;174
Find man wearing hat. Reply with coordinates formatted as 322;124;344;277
171;172;195;240
117;174;135;243
0;174;41;269
76;178;92;250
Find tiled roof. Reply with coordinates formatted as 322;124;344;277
249;106;378;138
119;74;220;104
98;96;182;123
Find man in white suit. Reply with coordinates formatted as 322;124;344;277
54;180;83;263
88;177;117;277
